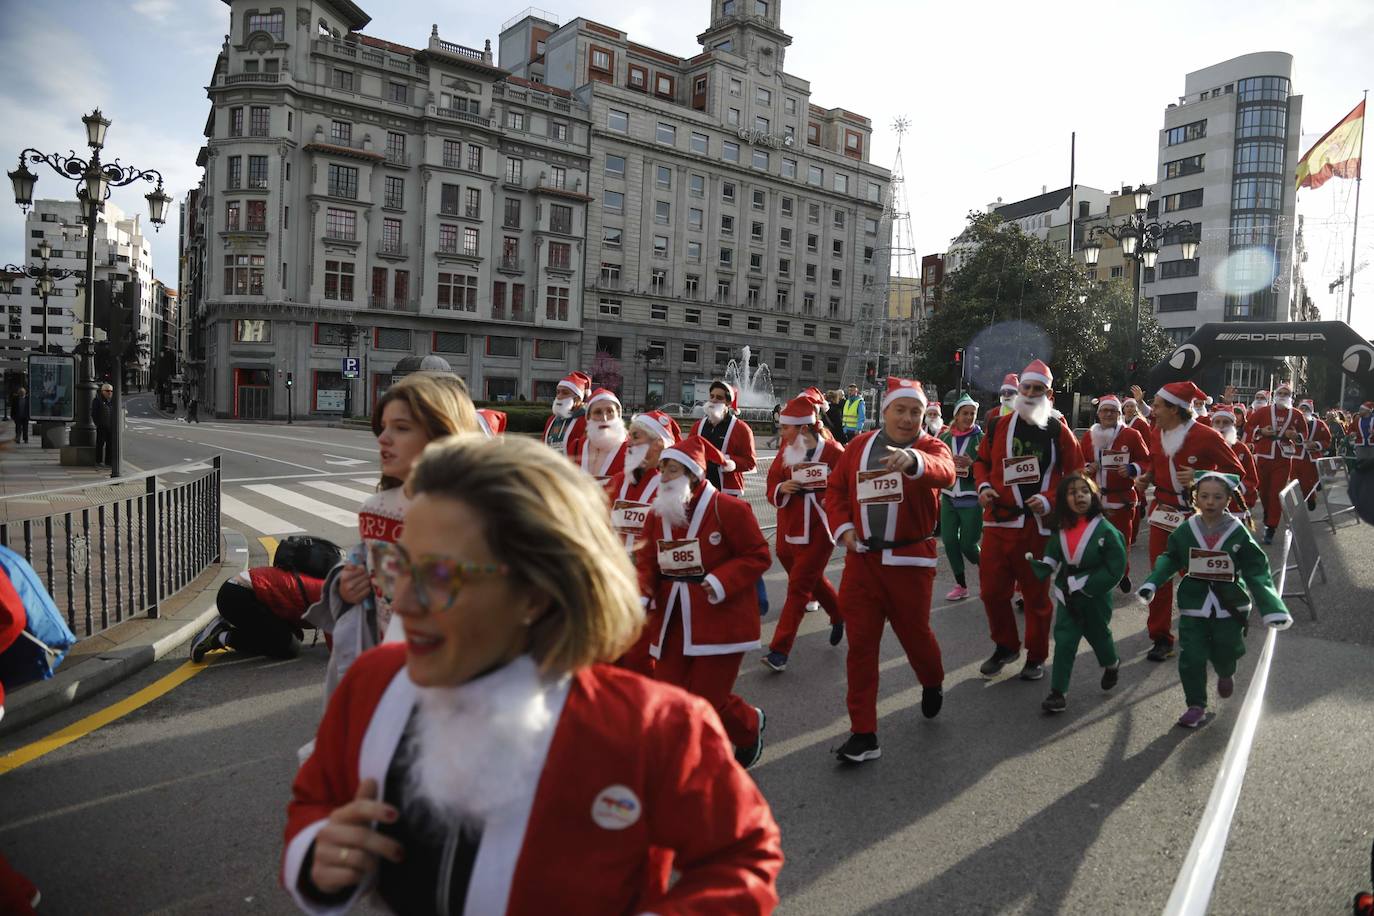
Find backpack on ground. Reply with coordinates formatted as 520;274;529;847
0;544;78;688
272;536;344;580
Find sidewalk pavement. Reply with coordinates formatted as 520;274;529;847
0;437;122;500
0;529;249;738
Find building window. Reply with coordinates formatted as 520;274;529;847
534;339;566;361
1158;259;1200;280
384;132;406;164
605;154;626;177
831;268;843;286
832;239;844;257
330;120;352;145
591;47;611;71
546;286;569;321
752;149;769;170
723;141;740;162
327;164;358;199
465;187;481;219
719;247;733;268
689;207;704;230
389;82;408;103
382;175;404;210
656;74;674;97
462;226;479;256
1237;76;1290;102
487;335;519;358
656;165;672;189
775;287;789;308
779;257;791;275
781;158;797;180
506;158;523;185
249;106;269;137
380;218;402;254
721;214;735;235
722;181;736;202
807;123;820;146
604;226;622;247
773;352;788;371
682;342;699;364
865;217;879;235
246;200;267;232
332;69;354;91
687;240;702;261
504;198;521;228
246;10;284;38
691;132;708;154
434;331;468;354
1163;188;1204;212
807;165;823;186
1165;119;1207;146
604;190;625;214
747;285;760;307
608;108;629;132
749;253;763;272
1164;154;1206;179
1232;177;1284;211
438;139;461;168
224;256;265;296
225;201;240;231
802;292;815;314
467;144;483;171
653;235;669;257
549;241;572;269
228;107;244;137
780;227;793;246
833;173;849;194
226;156;242;189
439;224;458;253
324;259;354;301
437;272;478;311
651;302;668;320
751;220;764;240
829;299;841;319
718;312;732;329
685;305;701;323
755;86;772;106
508;110;525;130
717;279;732;301
551;121;568;141
599;298;621;316
325;208;356;240
1157;291;1198;312
600;263;622;286
394;269;409;306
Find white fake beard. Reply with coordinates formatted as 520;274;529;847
405;655;551;830
1090;423;1118;452
1252;399;1269;410
925;416;944;436
1217;425;1238;446
623;442;649;475
704;402;728;423
587;420;626;451
1013;393;1051;428
782;434;814;467
551;397;574;419
1274;395;1293;410
1299;410;1313;425
1000;394;1015;409
653;474;692;528
1160;423;1189;458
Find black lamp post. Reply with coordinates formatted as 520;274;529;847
342;313;363;418
1080;184;1198;380
5;237;81;356
9;109;171;460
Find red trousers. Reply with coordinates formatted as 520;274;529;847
979;525;1053;663
615;622;656;677
1255;456;1294;528
654;610;759;748
768;536;841;654
839;552;942;734
1146;514;1181;645
1294;459;1319;501
1104;505;1136;577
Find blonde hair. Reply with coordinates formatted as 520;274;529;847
372;373;480;490
406;435;642;676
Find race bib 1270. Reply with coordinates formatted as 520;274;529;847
611;500;651;532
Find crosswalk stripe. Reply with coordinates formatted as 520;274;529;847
244;483;359;529
302;480;377;503
351;477;380;487
259;536;279;564
220;493;304;536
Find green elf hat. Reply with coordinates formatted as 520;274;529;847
1192;470;1241;492
952;392;979;412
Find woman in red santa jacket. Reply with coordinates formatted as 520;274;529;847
760;395;846;674
541;370;591;458
691;380;757;496
1077;394;1150;592
1292;398;1332;509
824;377;956;764
1209;407;1260;522
972;360;1084;682
1138;381;1247;661
576;388;628;485
637;435;772;769
1242;380;1304;543
283;435;781;915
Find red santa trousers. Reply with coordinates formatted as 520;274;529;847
1104;505;1135;578
614;624;656;677
839;552;942;734
1255;456;1293;529
1146;521;1177;646
979;525;1053;663
655;612;760;748
768;537;841;655
1294;461;1319;501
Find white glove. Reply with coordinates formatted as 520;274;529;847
1263;613;1293;631
722;458;737;473
1135;584;1156;603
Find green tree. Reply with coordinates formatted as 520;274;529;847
916;212;1173;399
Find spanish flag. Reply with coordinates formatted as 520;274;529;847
1295;100;1364;191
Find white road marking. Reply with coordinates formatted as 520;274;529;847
351;477;380;486
219;493;305;536
301;480;376;503
139;419;376;453
323;454;370;466
243;484;359;529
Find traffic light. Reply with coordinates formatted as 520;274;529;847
953;347;965;368
286;371;294;388
865;362;876;382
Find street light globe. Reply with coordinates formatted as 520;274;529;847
1133;185;1151;213
37;275;53;296
84;164;108;204
1181;236;1199;261
146;184;172;228
8;159;37;210
1119;226;1140;257
1081;238;1102;266
83;109;111;150
1141;244;1160;269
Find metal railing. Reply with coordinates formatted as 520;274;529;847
0;457;222;639
740;455;778;533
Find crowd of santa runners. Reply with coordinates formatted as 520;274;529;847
213;361;1371;912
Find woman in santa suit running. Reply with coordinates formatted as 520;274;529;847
1077;394;1150;593
283;435;782;915
575;388;628;485
1209;407;1261;525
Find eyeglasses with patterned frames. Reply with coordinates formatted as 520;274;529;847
367;542;509;614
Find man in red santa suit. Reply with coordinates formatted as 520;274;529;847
1292;398;1331;510
973;359;1084;680
985;373;1019;428
825;377;955;764
541;371;591;457
1242;379;1304;543
475;408;507;438
760;395;846;673
1210;406;1260;523
283;435;781;915
1191;394;1214;426
1350;401;1374;446
691;380;757;496
1078;393;1150;592
637;435;772;768
1139;380;1248;660
576;388;628;484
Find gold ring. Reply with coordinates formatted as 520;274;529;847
338;847;350;865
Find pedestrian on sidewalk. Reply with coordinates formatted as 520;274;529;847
825;389;846;441
938;394;983;601
283;435;782;913
1137;472;1292;729
1028;471;1126;714
9;387;29;444
841;383;866;443
92;383;113;464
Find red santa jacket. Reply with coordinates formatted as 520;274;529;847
1126;415;1153;439
690;414;756;496
246;567;325;624
1349;413;1374;447
577;438;627;484
1078;423;1150;510
284;647;782;915
1243;403;1304;461
824;430;955;567
767;437;845;546
636;482;771;657
606;467;662;553
1144;420;1247;511
974;412;1084;535
542;412;587;459
1229;438;1261;512
984;405;1012;429
1296;416;1331;464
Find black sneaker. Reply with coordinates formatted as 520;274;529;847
1014;597;1025;615
828;621;845;646
836;731;881;763
734;707;766;769
760;651;788;672
1041;690;1067;713
1119;575;1132;594
1101;662;1120;690
1263;526;1275;545
979;646;1020;678
921;686;943;718
1019;660;1045;681
190;615;233;662
1146;639;1175;662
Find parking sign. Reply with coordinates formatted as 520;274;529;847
341;357;360;379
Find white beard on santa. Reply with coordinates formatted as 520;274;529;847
587;420;627;453
623;442;649;475
404;655;554;832
1217;425;1238;446
1013;393;1052;429
653;474;693;528
781;434;815;468
1090;422;1120;453
925;416;944;436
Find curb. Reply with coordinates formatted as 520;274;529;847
0;529;250;738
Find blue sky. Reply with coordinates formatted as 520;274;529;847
2;0;1371;336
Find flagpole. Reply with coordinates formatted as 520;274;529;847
1339;89;1367;410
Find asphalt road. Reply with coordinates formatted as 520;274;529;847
1;402;1370;915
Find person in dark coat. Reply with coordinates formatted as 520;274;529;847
91;383;113;465
825;389;846;440
10;387;29;444
190;566;326;661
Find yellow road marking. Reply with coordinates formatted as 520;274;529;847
260;535;279;564
0;660;209;776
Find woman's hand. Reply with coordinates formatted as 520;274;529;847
338;563;372;604
778;480;804;495
309;779;404;895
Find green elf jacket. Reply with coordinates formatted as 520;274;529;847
1143;513;1290;626
1028;515;1127;613
938;425;983;501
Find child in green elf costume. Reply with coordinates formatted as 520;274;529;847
939;393;984;600
1136;471;1292;729
1026;471;1127;713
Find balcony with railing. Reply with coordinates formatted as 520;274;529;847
434;107;492;127
369;296;419;312
224;72;282;86
491;306;536;324
497;256;525;274
377;240;409;259
384;149;411;167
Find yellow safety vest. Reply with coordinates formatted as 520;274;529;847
843;398;862;428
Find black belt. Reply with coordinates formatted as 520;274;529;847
664;574;706;583
862;536;933;552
